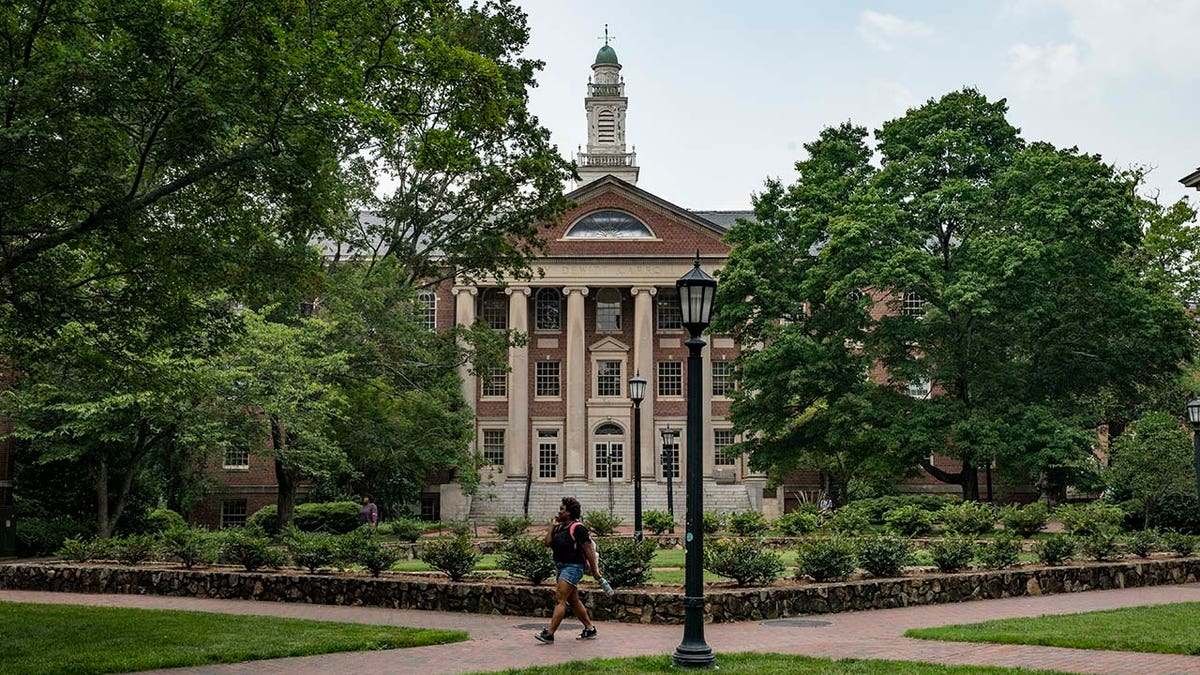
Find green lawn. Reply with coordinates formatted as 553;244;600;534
486;652;1066;674
906;602;1200;655
0;602;467;675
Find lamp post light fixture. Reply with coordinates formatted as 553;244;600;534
1186;399;1200;503
661;425;678;533
672;253;717;669
629;373;647;541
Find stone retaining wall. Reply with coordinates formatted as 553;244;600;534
3;559;1198;624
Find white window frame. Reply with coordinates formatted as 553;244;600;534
535;288;562;332
222;447;250;470
481;289;508;329
535;360;561;399
657;361;683;398
482;366;508;399
220;500;248;529
714;429;737;466
712;361;733;399
595;288;622;332
417;290;437;330
536;428;561;480
481;429;505;467
596;359;623;397
657;287;682;331
901;290;926;319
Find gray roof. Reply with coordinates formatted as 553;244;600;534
1183;167;1200;190
688;210;755;231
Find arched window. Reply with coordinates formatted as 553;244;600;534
596;288;621;331
416;290;437;330
597;110;616;144
901;290;926;319
565;210;653;238
595;423;623;436
536;288;562;331
594;423;624;479
481;289;507;329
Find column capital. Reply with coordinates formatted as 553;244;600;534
504;285;532;297
631;286;658;297
563;286;590;297
452;285;478;297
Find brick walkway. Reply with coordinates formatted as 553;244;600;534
5;586;1200;674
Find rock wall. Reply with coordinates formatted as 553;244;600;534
3;559;1198;624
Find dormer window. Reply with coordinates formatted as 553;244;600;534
565;210;653;239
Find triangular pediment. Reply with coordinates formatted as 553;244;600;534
588;336;630;353
566;175;728;237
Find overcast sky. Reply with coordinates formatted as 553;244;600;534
514;0;1199;212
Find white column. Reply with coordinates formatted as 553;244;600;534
506;286;531;479
631;286;657;480
702;339;715;479
452;285;478;413
564;287;589;481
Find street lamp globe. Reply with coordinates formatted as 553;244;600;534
676;253;717;334
629;372;647;403
1187;399;1200;429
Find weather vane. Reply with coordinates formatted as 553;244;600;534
599;24;615;46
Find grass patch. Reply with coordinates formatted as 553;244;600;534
0;601;467;675
906;602;1200;655
391;553;502;572
486;652;1065;674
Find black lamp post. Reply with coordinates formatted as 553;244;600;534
599;446;614;515
629;373;647;541
672;254;717;669
1186;399;1200;503
661;425;678;533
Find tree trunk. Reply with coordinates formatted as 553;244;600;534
95;455;110;538
269;415;299;528
960;459;979;501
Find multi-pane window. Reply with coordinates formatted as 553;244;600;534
901;290;926;318
657;288;682;330
712;361;733;397
714;430;737;466
661;433;680;479
481;289;508;329
416;290;437;330
482;429;505;466
595;424;624;479
657;361;682;397
223;447;249;469
538;430;559;479
536;288;562;331
482;366;507;397
906;378;931;399
535;361;561;397
221;500;247;529
596;288;622;331
597;360;622;396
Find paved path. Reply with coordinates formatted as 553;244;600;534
6;586;1200;674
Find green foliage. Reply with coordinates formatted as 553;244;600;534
976;534;1021;569
1163;531;1197;557
1106;412;1199;529
937;502;996;536
1126;529;1160;558
293;502;362;535
144;509;187;534
884;506;935;536
705;538;786;587
727;511;770;537
642;510;676;535
795;536;858;582
850;496;954;523
581;511;622;537
418;535;479;581
284;529;341;573
1077;527;1123;562
391;518;425;543
355;538;401;578
929;536;978;573
16;517;92;557
493;516;532;539
597;537;658;589
246;506;281;534
219;528;284;572
823;507;870;534
1056;502;1124;536
702;511;724;535
444;520;472;537
111;534;159;566
775;510;820;536
159;527;217;569
56;536;104;563
498;535;555;586
857;536;913;578
998;503;1049;537
1034;534;1075;566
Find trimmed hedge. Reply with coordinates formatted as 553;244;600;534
246;502;362;534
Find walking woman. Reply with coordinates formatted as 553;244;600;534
535;496;599;643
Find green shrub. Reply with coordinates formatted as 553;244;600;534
823;507;870;534
494;515;532;539
293;502;362;534
642;510;676;535
843;495;953;523
1125;529;1160;558
445;519;472;537
143;508;187;534
16;517;91;557
976;533;1021;569
929;535;977;572
246;505;280;533
160;527;217;568
775;510;820;536
998;503;1049;537
418;535;479;581
219;528;285;571
795;536;858;582
727;511;770;537
498;535;555;585
1056;502;1123;536
1163;531;1197;557
56;536;102;563
598;537;658;588
857;535;912;578
111;534;158;566
883;505;934;536
356;538;401;577
705;537;785;586
702;511;724;535
937;501;995;536
581;511;622;537
391;518;425;543
284;529;340;573
1034;534;1074;566
1077;527;1123;562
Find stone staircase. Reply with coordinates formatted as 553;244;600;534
467;480;754;524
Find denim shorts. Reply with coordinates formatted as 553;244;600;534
556;562;585;586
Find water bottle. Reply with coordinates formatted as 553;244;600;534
599;578;614;596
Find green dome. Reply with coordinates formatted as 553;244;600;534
594;44;619;66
